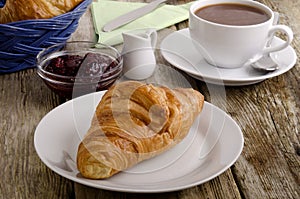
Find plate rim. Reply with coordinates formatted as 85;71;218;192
160;28;297;86
34;91;244;193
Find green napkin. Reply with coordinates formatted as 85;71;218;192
91;0;194;46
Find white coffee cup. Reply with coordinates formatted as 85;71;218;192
189;0;293;68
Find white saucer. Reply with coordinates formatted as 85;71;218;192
160;28;297;86
34;91;244;193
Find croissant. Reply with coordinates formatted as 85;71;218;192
0;0;84;23
77;81;204;179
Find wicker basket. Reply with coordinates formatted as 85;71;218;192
0;0;92;74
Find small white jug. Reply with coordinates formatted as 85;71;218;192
122;29;157;80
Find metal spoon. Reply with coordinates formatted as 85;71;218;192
251;12;280;72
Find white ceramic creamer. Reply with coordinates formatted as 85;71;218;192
122;29;157;80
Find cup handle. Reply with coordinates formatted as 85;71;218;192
262;25;293;54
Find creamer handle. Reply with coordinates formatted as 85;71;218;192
147;29;157;49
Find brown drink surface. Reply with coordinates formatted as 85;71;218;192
195;3;270;26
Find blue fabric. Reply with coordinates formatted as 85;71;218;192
0;0;5;8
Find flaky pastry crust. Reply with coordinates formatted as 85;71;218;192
0;0;84;23
77;81;204;179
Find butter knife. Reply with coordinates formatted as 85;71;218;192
102;0;167;32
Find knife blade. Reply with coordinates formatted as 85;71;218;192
102;0;167;32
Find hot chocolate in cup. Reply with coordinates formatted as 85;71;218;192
189;0;293;68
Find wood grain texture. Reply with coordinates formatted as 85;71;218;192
0;0;299;198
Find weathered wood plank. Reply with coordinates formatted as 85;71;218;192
0;0;299;198
0;70;74;198
221;0;300;197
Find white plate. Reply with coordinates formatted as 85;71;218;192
160;28;297;86
34;91;244;193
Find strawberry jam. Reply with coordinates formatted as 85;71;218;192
45;53;119;77
41;52;122;98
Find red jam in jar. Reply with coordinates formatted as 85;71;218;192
45;53;119;77
42;52;122;98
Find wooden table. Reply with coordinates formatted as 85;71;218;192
0;0;299;198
